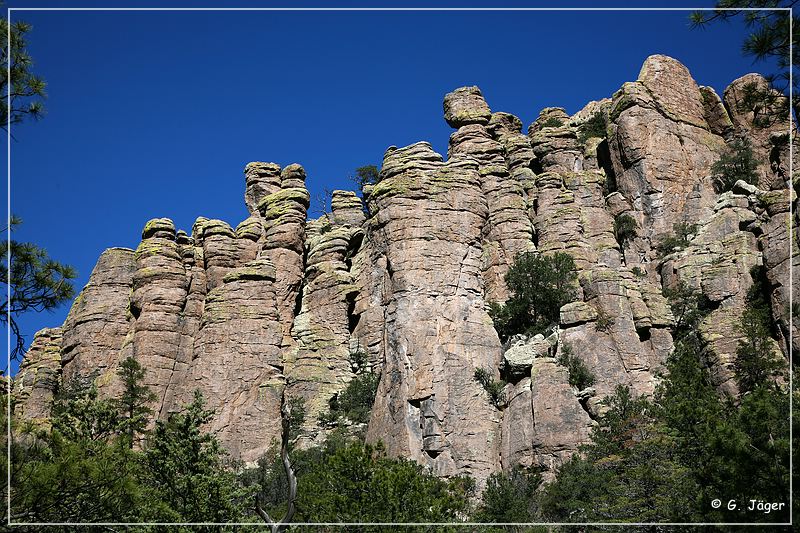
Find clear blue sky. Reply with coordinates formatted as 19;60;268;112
3;0;785;373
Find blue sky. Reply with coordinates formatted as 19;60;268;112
3;0;786;372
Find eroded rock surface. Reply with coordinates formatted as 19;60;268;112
363;142;502;489
13;328;63;422
14;54;792;488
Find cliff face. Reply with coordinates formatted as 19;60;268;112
14;55;795;488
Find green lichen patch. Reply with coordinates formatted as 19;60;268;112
368;175;416;201
134;239;181;261
142;218;175;240
257;187;311;217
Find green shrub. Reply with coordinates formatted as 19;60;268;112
348;348;369;374
662;280;712;341
474;367;506;408
287;397;306;439
320;371;379;426
541;117;565;128
655;222;698;258
488;252;577;342
595;308;615;332
578;111;607;142
710;136;759;192
474;466;542;524
734;265;784;393
296;440;474;523
613;213;638;246
351;164;381;198
557;344;596;390
631;266;646;278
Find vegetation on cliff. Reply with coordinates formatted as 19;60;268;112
489;252;577;342
711;136;760;192
484;286;791;526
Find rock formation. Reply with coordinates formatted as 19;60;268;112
15;55;794;487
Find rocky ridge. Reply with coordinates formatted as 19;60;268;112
14;55;795;488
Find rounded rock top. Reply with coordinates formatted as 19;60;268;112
443;86;492;128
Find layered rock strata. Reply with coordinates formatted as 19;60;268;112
363;142;502;487
15;55;794;485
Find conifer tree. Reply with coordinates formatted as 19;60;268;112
116;356;157;446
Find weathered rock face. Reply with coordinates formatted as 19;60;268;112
181;257;284;463
287;199;364;446
13;328;63;422
723;73;791;191
130;218;190;408
15;54;793;486
443;85;492;128
363;142;502;488
661;191;761;395
259;165;310;349
61;247;136;396
607;54;725;248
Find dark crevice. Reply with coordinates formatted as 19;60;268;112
129;302;141;320
740;219;762;236
346;291;360;334
344;232;364;272
385;256;395;281
293;281;304;318
636;326;652;343
597;139;617;194
748;264;781;339
698;294;722;314
424;449;441;459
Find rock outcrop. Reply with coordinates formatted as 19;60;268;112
14;54;794;486
13;328;63;422
363;142;502;487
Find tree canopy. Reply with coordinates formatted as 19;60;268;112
489;251;577;341
691;1;798;120
1;216;77;363
0;10;46;131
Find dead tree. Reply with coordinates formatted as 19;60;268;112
256;392;297;533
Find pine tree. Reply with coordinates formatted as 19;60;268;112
143;390;250;523
691;1;797;121
0;10;46;131
474;466;541;527
116;356;157;446
1;216;76;361
710;136;760;192
489;252;577;341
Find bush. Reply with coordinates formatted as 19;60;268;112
488;252;577;341
351;165;381;197
287;396;306;439
556;344;596;390
595;308;615;332
474;367;506;408
655;222;698;258
296;440;474;523
143;390;251;522
578;111;607;142
711;136;759;192
734;265;784;393
541;117;564;128
613;213;638;246
662;279;714;343
474;466;542;524
320;371;379;426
